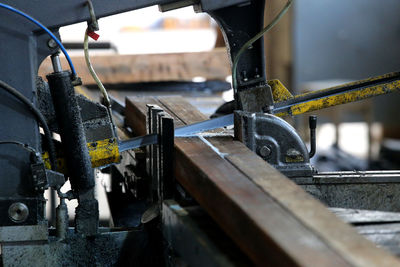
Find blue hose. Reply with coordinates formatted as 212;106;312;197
0;3;77;77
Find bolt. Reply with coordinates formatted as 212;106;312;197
259;146;271;157
47;39;57;49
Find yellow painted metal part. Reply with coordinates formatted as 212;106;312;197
289;81;399;116
43;152;67;174
74;85;91;99
87;138;120;168
270;73;400;117
292;72;398;99
268;79;293;102
43;137;121;174
43;86;120;173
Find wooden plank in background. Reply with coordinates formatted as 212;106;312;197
157;96;207;124
125;96;158;136
124;95;400;266
125;96;191;136
39;49;231;85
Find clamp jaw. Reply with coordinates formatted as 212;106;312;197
235;111;316;177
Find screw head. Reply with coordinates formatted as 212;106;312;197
8;202;29;223
259;146;272;157
47;39;57;49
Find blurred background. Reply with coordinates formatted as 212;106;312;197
39;0;400;224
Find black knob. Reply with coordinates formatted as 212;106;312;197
309;115;317;130
308;115;317;158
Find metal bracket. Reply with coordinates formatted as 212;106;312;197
208;0;266;93
147;104;163;203
146;105;175;204
234;111;315;177
238;83;274;112
158;111;175;201
31;163;65;191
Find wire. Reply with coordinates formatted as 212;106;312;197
0;80;57;171
83;28;111;107
232;0;293;91
0;3;77;77
84;27;118;139
0;141;37;154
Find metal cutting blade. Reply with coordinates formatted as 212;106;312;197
118;113;234;152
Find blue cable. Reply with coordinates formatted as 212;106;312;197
0;3;77;77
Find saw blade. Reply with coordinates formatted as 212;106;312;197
118;113;234;151
119;133;158;152
174;113;233;137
